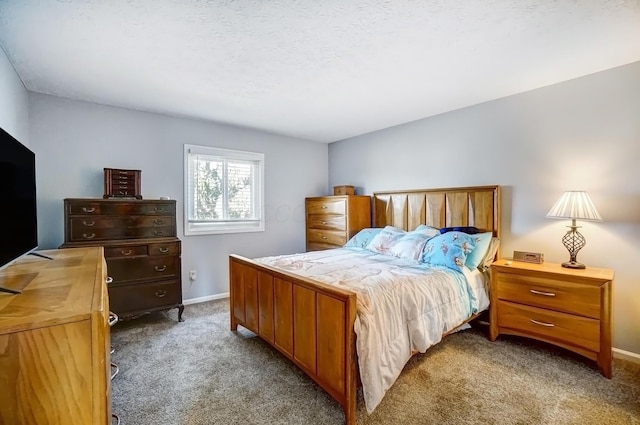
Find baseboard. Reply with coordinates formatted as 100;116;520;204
613;347;640;364
183;292;229;305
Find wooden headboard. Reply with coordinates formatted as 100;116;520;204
373;185;501;238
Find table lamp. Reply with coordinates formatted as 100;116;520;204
546;191;602;269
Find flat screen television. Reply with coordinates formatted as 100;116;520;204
0;127;38;273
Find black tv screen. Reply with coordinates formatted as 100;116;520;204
0;127;38;271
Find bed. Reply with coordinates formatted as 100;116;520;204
229;185;501;424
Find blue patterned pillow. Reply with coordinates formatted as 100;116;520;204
421;231;477;272
344;228;384;249
465;232;493;270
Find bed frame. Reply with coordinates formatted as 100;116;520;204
229;185;501;424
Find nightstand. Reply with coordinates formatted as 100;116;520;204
489;259;614;378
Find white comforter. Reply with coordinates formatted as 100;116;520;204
255;247;488;413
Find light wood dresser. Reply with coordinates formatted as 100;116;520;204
489;259;614;377
305;195;371;251
0;247;111;425
61;198;184;321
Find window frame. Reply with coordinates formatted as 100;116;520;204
183;144;265;236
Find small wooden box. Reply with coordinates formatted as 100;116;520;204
104;168;142;199
333;185;355;196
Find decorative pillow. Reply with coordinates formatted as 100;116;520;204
344;228;383;249
481;237;500;269
389;231;434;261
421;231;477;272
366;226;406;255
413;224;441;238
440;226;482;235
464;232;493;270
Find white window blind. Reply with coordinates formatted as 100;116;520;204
184;144;264;235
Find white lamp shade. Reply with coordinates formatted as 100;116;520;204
546;191;603;221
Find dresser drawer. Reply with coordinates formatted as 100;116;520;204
497;301;600;352
148;241;181;256
70;216;173;230
306;214;346;231
67;201;174;216
69;222;175;242
306;198;346;215
306;229;347;247
104;244;148;258
107;256;180;284
109;280;181;314
495;273;601;319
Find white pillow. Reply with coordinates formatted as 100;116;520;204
366;226;405;255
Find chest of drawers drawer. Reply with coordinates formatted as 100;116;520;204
107;255;180;284
68;217;175;242
66;200;174;216
306;214;347;231
306;198;346;215
109;279;181;313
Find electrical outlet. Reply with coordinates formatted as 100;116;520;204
189;270;197;281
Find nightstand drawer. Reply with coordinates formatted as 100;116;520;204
496;273;601;319
498;301;600;352
306;214;346;231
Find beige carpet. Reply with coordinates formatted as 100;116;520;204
110;299;640;424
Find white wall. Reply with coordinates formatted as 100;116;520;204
0;46;29;144
329;61;640;355
29;93;328;300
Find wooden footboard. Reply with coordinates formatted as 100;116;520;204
229;254;359;425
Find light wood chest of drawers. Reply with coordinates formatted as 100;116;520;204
489;259;614;377
305;195;371;251
60;198;184;321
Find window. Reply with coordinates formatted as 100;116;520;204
184;144;264;235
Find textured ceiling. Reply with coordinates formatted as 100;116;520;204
1;1;639;143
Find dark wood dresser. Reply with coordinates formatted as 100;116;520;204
60;198;184;321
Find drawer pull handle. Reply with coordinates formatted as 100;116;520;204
154;207;165;212
155;265;167;272
82;207;95;213
82;233;96;239
321;236;328;240
82;220;95;227
154;231;165;236
159;247;169;253
106;276;113;284
121;249;133;255
530;319;555;327
321;206;327;209
154;219;164;225
108;312;119;326
321;221;327;225
530;289;556;297
110;362;119;380
155;290;167;298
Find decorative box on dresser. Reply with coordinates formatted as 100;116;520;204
60;198;184;321
489;259;614;377
0;247;111;425
305;195;371;251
